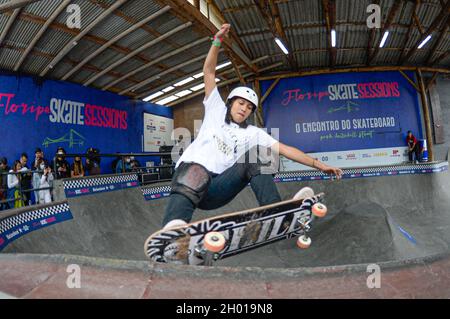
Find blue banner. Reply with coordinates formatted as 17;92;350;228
64;174;140;198
0;202;73;251
262;71;422;153
0;74;172;173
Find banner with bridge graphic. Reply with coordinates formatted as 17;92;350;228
0;74;172;172
262;71;423;169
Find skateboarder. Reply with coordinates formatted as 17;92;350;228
162;24;343;229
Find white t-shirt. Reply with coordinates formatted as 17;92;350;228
176;86;277;174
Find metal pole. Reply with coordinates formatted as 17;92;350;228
417;69;434;161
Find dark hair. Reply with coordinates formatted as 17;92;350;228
225;98;251;129
35;147;42;154
13;160;21;171
0;157;7;165
21;153;28;159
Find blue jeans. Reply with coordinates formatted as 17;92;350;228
162;161;281;226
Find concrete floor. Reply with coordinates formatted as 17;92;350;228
1;163;450;298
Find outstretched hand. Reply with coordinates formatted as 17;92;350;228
215;23;230;39
321;165;343;180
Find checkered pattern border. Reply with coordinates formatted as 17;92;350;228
142;185;171;196
0;202;70;234
275;162;448;180
141;162;448;200
63;174;138;190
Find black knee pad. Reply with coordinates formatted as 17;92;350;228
170;162;211;206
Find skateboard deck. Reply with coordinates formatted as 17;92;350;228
144;192;325;265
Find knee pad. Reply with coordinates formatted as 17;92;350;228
171;162;211;206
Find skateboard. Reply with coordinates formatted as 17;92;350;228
144;190;327;266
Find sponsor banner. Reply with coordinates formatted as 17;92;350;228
0;74;172;173
273;163;448;183
262;71;423;168
144;192;171;201
143;113;174;152
64;180;139;198
0;205;73;251
280;147;409;171
141;162;448;200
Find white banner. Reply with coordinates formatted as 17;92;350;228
280;147;410;171
143;113;174;152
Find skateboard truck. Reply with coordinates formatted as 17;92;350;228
296;202;328;249
194;231;226;266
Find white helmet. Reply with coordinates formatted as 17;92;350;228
226;86;259;110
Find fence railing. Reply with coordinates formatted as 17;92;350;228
0;150;180;213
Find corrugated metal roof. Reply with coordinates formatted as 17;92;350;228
416;0;442;29
35;28;74;55
397;0;416;25
21;54;51;74
0;0;447;101
278;0;322;27
296;50;328;69
89;14;135;40
288;26;327;50
119;0;166;22
410;48;431;65
337;24;370;49
4;19;40;49
53;0;103;28
88;46;125;70
23;0;65;19
438;55;450;68
0;47;20;69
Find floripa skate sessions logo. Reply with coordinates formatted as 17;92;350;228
0;93;128;130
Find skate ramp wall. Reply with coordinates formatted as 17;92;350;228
2;161;450;269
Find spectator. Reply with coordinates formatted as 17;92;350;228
111;153;121;173
131;157;141;172
19;153;32;206
39;164;54;204
52;147;70;179
0;157;9;210
115;156;132;173
71;156;85;178
7;160;24;208
31;148;49;204
406;131;421;164
85;147;101;175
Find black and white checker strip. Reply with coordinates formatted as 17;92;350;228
142;185;171;196
141;162;448;200
63;174;138;189
274;162;448;180
0;202;70;234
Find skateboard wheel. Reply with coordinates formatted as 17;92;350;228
204;232;226;253
297;235;311;249
312;203;327;218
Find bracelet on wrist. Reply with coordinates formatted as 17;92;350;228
212;35;222;47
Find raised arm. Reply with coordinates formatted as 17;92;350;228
203;23;230;99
